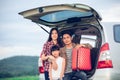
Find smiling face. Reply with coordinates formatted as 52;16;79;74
62;34;72;45
52;50;60;58
51;30;58;41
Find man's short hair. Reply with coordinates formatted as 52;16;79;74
61;30;72;37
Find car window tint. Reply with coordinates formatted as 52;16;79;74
40;10;92;22
114;25;120;43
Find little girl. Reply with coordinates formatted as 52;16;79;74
49;45;65;80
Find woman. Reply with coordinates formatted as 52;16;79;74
40;28;62;80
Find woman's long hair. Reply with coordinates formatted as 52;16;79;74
47;28;62;47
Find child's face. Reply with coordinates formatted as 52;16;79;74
52;50;60;58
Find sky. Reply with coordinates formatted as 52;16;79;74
0;0;120;60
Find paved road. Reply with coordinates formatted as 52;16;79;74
94;69;120;80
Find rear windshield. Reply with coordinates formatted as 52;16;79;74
40;10;93;23
114;25;120;43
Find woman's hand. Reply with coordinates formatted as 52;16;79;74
41;54;49;60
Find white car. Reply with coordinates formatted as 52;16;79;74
38;58;45;80
19;3;120;80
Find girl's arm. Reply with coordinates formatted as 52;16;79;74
49;63;52;80
60;58;65;80
52;60;58;70
49;56;58;70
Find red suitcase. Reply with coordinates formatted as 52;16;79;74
72;47;91;70
72;48;78;70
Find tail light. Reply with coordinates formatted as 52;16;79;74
97;43;113;69
39;66;44;73
38;58;44;73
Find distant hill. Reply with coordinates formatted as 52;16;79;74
0;56;39;78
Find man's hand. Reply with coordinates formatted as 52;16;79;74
75;43;92;49
75;44;86;49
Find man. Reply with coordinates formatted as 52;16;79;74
60;31;88;80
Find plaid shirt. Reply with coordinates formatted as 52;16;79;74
41;41;58;71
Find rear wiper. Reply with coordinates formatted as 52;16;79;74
67;17;81;23
36;23;49;34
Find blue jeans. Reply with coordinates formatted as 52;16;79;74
44;71;49;80
63;72;73;80
63;71;87;80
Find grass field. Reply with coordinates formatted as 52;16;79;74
0;76;39;80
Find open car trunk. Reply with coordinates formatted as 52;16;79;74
19;4;113;79
59;23;102;78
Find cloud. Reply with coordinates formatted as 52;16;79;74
0;45;41;60
0;22;49;59
101;4;120;22
0;22;49;44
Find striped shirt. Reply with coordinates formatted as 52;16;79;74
65;48;72;73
